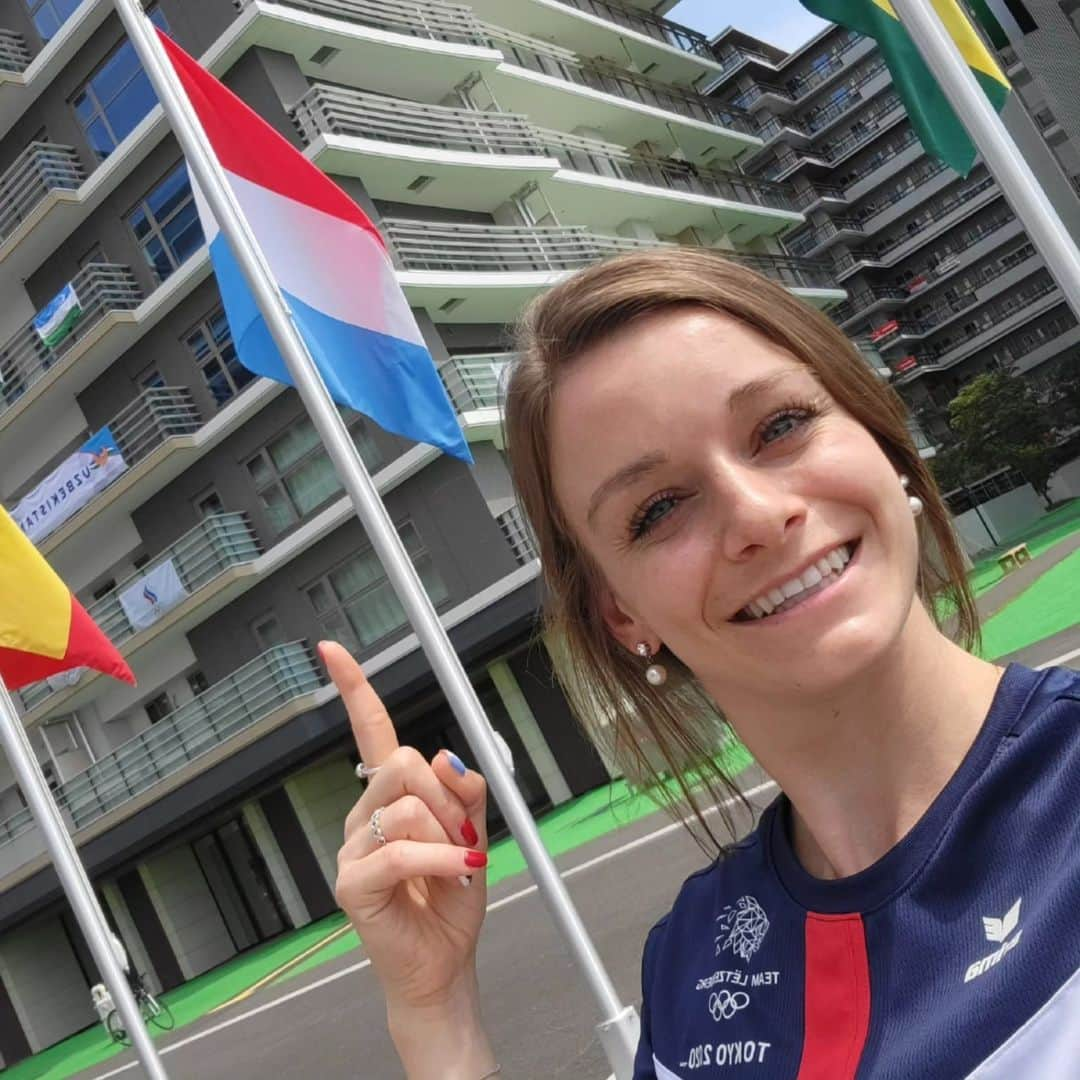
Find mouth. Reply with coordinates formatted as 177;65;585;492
730;539;861;624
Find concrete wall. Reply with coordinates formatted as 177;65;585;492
285;756;358;890
101;881;161;995
1048;456;1080;503
241;801;310;929
0;915;95;1052
139;845;234;980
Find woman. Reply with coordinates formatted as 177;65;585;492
322;249;1080;1079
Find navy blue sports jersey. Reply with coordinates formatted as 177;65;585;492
634;663;1080;1079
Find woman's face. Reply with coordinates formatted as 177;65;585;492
548;306;921;705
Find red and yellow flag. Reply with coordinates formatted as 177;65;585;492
0;507;135;691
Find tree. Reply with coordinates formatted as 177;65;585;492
944;369;1056;507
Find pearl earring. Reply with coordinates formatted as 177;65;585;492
636;642;668;687
900;475;924;517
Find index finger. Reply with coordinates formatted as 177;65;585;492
319;641;399;767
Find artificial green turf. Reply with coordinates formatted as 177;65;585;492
979;544;1080;660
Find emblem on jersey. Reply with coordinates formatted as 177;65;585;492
965;897;1023;983
708;989;750;1022
716;895;770;963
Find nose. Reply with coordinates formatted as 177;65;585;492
713;460;807;563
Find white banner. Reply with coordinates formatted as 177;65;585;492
13;427;128;544
117;558;189;631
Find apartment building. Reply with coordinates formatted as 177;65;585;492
0;0;852;1062
706;21;1080;449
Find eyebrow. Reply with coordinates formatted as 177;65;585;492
584;371;797;527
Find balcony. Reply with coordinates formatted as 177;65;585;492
785;33;875;101
233;0;502;101
710;44;781;85
0;140;86;281
466;0;722;85
790;183;848;213
0;643;325;862
294;84;796;236
0;29;30;74
0;263;141;425
498;503;539;565
385;219;843;320
18;512;261;716
855;161;952;234
796;60;889;135
834;175;1000;280
485;26;758;160
784;215;864;257
0;0;114;142
831;285;908;327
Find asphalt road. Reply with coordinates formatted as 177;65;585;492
82;635;1079;1080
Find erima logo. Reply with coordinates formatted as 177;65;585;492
964;898;1022;983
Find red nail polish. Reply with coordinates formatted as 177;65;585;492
460;819;479;846
464;850;487;869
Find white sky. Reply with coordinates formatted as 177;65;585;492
669;0;830;50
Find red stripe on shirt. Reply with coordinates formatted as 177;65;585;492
157;29;385;247
796;913;871;1080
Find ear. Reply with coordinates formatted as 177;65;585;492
596;583;655;657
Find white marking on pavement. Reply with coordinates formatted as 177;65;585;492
1036;646;1080;670
88;780;777;1078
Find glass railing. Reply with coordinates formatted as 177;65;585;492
0;263;142;415
0;141;84;247
235;0;488;45
484;26;755;135
440;352;517;411
0;28;30;74
0;643;325;847
18;511;260;712
551;0;713;59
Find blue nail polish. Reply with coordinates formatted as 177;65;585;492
445;750;467;776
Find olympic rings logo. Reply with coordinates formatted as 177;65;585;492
708;989;750;1021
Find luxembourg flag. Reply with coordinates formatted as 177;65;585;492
157;31;472;463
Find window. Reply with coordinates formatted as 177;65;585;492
25;0;81;42
132;553;151;571
185;308;254;407
194;488;224;519
138;367;165;390
145;692;173;725
246;413;382;537
78;242;107;268
70;8;167;159
306;524;449;653
252;613;286;651
187;671;210;697
127;161;204;283
91;579;116;602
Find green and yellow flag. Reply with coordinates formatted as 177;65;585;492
798;0;1010;175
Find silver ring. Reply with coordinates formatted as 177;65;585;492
369;806;388;847
355;762;381;781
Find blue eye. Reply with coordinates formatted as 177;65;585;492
629;494;678;540
759;403;818;447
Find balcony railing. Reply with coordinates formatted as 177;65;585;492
498;504;539;565
551;0;712;59
712;45;779;80
0;28;30;74
18;512;260;712
985;310;1077;369
485;26;754;135
292;85;544;155
785;215;864;256
0;142;85;247
234;0;488;45
439;352;516;412
0;264;142;414
801;60;888;130
385;220;835;290
838;127;919;189
733;80;795;110
785;32;864;99
830;284;908;323
856;161;949;223
834;174;997;273
0;643;324;847
790;183;847;211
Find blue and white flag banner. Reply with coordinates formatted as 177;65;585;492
33;282;83;349
45;667;86;692
13;426;128;543
117;558;188;632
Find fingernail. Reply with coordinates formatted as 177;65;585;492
460;819;479;846
464;850;487;869
444;750;467;776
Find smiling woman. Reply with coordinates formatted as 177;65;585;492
323;249;1080;1080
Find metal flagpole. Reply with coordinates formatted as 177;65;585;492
110;2;640;1074
0;678;169;1078
889;0;1080;319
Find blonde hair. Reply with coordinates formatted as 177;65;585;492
504;248;979;853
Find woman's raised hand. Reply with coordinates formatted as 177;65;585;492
321;641;497;1078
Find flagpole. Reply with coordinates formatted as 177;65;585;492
110;3;640;1074
0;678;169;1078
888;0;1080;319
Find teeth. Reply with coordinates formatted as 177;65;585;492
740;542;855;621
